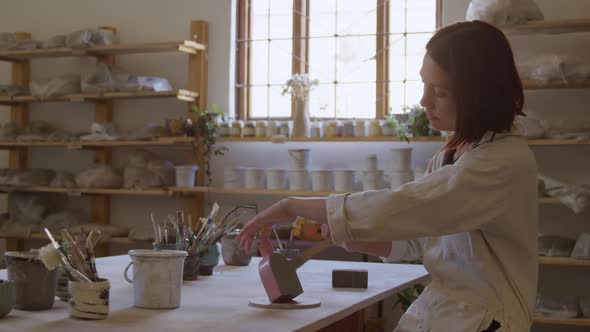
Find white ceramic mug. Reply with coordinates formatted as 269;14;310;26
288;170;309;191
333;169;355;192
288;149;311;170
362;170;383;191
244;168;265;189
311;170;332;192
265;169;286;190
390;147;412;171
389;170;413;189
124;250;187;309
175;165;199;187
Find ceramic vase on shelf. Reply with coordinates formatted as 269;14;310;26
292;97;310;138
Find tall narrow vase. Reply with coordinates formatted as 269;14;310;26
292;98;310;138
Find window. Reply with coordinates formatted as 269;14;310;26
236;0;441;120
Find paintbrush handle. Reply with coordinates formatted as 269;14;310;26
291;240;332;270
61;230;93;280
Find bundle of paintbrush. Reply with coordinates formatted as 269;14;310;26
38;228;102;282
148;204;257;254
186;203;257;254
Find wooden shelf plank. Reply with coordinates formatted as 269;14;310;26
0;232;146;244
504;19;590;35
538;256;590;267
172;186;344;197
0;89;198;105
218;137;590;145
534;316;590;327
523;79;590;90
0;136;195;149
539;197;560;204
0;186;170;196
217;136;446;143
0;41;206;61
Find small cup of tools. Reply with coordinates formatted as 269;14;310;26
69;278;110;320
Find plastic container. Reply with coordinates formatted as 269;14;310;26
288;149;311;169
362;170;383;191
175;165;199;187
368;120;382;137
279;122;291;137
218;123;231;137
325;121;340;138
266;121;280;137
355;120;366;137
224;167;243;189
243;121;256;137
365;154;378;172
342;121;355;137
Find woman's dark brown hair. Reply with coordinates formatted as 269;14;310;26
426;20;525;150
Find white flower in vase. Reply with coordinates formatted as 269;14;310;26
282;74;319;138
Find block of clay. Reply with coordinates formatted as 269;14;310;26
332;269;368;289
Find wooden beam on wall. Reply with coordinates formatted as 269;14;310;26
376;0;389;120
236;0;250;120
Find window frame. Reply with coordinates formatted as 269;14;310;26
235;0;442;120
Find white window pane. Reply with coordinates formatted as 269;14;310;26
269;0;293;39
269;85;291;118
389;34;405;81
389;81;404;114
309;84;335;118
407;0;436;33
406;34;430;81
389;0;406;33
337;0;376;36
336;35;376;83
310;0;336;38
250;41;269;85
251;0;269;40
309;37;336;84
250;86;269;118
336;83;375;119
269;40;292;85
405;81;424;109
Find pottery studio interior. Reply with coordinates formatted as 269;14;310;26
0;0;589;332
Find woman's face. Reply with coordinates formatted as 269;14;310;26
419;54;457;132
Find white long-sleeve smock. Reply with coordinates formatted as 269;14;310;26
327;131;538;332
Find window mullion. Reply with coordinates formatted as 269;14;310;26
376;0;389;120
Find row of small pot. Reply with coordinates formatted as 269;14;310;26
224;167;425;192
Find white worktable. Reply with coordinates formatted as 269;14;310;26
0;255;428;332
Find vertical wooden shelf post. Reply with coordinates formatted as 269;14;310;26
185;20;209;222
6;32;32;252
92;26;117;257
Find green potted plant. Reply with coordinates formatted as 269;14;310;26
394;104;441;142
382;113;398;137
192;104;229;186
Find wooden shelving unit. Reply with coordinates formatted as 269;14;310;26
534;316;590;327
0;41;206;62
172;186;344;197
538;256;590;267
0;21;209;256
503;18;590;35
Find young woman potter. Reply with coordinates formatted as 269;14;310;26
238;21;537;332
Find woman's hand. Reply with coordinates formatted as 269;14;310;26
237;198;293;252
